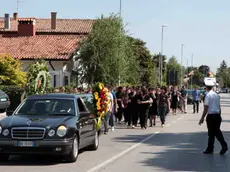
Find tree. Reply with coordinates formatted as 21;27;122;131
77;14;139;86
127;36;157;86
216;60;229;87
198;65;210;77
0;55;26;86
220;60;227;70
166;56;181;85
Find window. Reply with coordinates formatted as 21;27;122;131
15;99;75;116
77;98;87;112
81;95;94;114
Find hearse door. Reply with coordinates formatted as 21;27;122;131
77;98;91;143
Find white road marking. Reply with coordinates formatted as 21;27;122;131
87;113;188;172
86;131;160;172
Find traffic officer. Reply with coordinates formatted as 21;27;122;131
199;80;228;155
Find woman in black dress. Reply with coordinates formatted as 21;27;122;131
170;86;181;115
149;88;158;127
116;86;124;123
137;88;153;129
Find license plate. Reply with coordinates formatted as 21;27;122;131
18;141;35;147
0;98;6;102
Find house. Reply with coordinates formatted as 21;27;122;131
0;12;95;87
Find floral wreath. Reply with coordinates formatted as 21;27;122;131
92;82;110;130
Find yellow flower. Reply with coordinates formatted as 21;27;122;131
97;112;102;116
94;92;99;99
99;83;103;90
96;101;100;107
97;105;101;110
104;88;108;92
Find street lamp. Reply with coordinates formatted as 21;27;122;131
160;25;168;86
180;44;185;86
191;54;194;89
118;0;122;86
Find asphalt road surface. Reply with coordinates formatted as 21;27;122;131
0;93;229;172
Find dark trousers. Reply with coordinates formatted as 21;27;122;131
206;114;228;151
193;100;199;113
139;109;149;128
159;107;166;124
124;108;129;123
132;110;138;126
116;108;123;122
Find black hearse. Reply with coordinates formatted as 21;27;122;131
0;93;99;162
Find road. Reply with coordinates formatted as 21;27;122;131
0;93;229;172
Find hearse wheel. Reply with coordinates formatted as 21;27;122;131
66;135;79;163
88;131;99;150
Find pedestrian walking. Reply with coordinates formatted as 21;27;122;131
137;88;153;129
158;86;170;127
199;80;228;155
148;88;158;127
192;86;200;113
170;86;180;115
180;85;188;113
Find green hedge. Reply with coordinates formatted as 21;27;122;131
0;85;25;111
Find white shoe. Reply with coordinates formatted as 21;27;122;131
111;127;115;131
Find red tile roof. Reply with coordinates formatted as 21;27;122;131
0;18;96;34
0;35;85;60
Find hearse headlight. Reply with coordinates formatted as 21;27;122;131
3;129;9;136
57;125;67;137
0;126;2;134
48;129;55;137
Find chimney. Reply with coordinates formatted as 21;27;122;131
4;14;10;29
13;13;18;20
18;18;36;36
51;12;57;30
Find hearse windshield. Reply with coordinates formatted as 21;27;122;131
15;99;75;116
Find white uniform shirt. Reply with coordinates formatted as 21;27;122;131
204;90;221;114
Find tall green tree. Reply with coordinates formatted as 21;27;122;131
216;60;229;87
77;14;139;86
127;36;156;86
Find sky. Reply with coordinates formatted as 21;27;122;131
1;0;230;73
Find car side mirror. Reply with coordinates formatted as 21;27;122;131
6;111;13;116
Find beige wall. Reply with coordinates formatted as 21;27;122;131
21;60;65;71
21;60;72;87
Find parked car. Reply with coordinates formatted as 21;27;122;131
0;90;10;113
0;93;99;162
221;88;228;93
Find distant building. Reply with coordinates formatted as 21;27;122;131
0;12;95;87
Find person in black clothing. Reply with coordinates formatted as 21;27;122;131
149;88;158;127
137;88;153;129
158;86;170;127
130;88;139;128
116;87;124;123
170;86;181;115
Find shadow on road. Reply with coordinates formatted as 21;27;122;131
0;149;89;166
113;131;230;172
